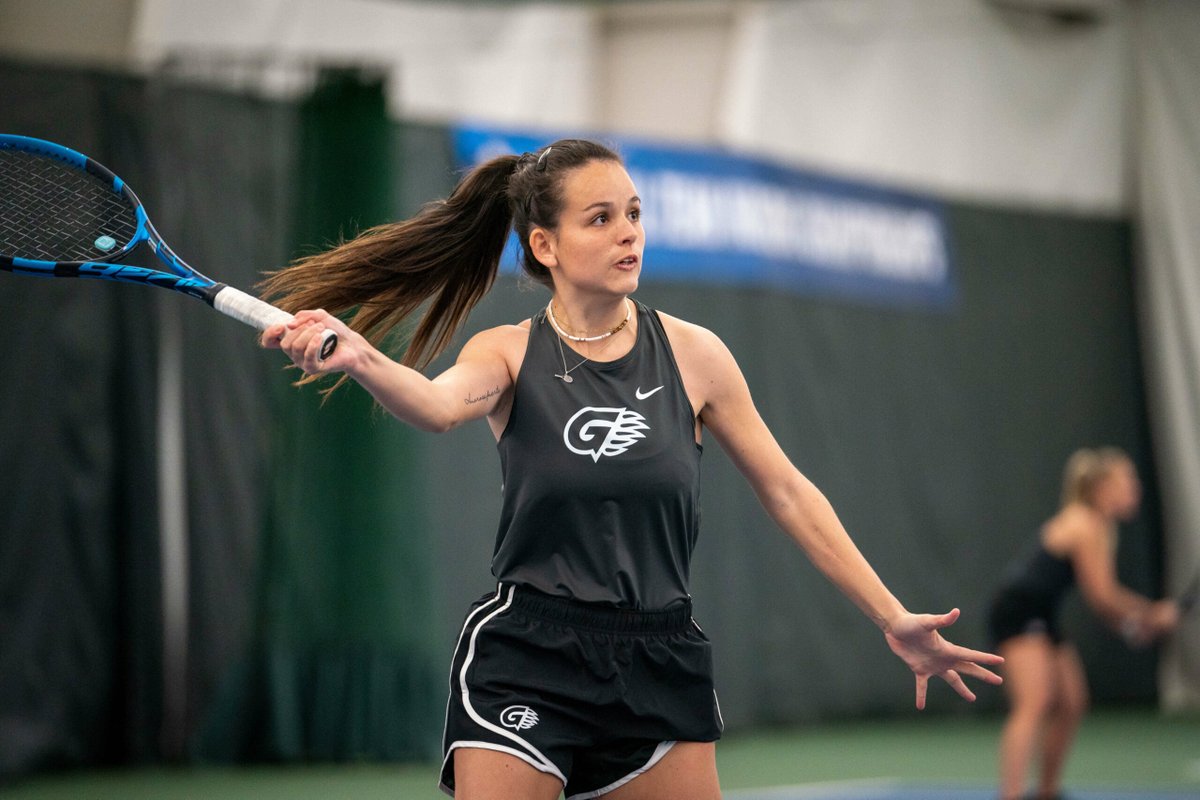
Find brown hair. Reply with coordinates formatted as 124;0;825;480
1061;447;1131;508
258;138;622;394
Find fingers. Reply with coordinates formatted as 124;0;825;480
932;642;1005;689
941;669;977;703
303;324;333;365
261;310;329;353
893;609;1006;707
957;660;1004;686
290;309;330;327
260;323;286;349
296;325;329;371
921;608;961;630
918;665;995;710
948;643;1005;667
277;317;331;373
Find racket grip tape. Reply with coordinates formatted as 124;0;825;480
210;285;338;360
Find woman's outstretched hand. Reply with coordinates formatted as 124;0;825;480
884;608;1004;710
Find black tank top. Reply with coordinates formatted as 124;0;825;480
998;543;1076;611
492;301;702;609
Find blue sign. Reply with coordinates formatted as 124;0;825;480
454;125;955;309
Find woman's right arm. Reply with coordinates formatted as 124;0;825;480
262;309;515;433
1070;521;1178;642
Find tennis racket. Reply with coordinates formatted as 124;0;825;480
0;134;336;359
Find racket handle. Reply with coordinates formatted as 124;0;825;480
211;285;338;360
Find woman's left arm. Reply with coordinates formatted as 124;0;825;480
686;323;1003;708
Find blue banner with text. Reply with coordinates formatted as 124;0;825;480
454;125;955;309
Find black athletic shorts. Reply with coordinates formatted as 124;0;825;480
986;587;1066;648
439;583;724;799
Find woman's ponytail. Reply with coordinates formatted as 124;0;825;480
259;137;623;396
258;153;519;389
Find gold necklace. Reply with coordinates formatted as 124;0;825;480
546;298;632;342
550;300;632;384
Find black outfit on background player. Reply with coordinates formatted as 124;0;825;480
987;543;1077;648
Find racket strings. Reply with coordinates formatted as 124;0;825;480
0;149;139;263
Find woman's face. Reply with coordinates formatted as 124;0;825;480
1097;459;1142;521
532;159;643;297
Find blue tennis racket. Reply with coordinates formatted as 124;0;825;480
0;134;336;359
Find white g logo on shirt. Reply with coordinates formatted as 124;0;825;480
563;407;649;462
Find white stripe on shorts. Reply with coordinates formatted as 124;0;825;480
565;740;676;800
447;584;567;785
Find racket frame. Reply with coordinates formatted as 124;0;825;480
1;134;219;299
0;134;335;358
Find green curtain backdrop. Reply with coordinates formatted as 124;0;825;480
195;70;442;763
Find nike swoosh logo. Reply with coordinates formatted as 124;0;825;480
635;386;664;400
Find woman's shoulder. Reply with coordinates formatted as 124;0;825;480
649;309;747;407
1043;502;1108;555
458;320;531;362
652;308;725;355
470;319;532;340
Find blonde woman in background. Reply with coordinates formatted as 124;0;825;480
987;447;1180;800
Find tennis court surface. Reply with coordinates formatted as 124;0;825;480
5;709;1197;799
727;782;1200;799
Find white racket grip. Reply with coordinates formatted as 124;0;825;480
212;285;338;360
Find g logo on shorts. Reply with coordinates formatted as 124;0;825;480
500;705;540;731
440;584;722;799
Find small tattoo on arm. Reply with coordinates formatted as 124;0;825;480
465;386;501;405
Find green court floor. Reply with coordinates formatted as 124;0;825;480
5;708;1198;799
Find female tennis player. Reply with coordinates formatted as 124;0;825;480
987;447;1179;800
260;139;1004;800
